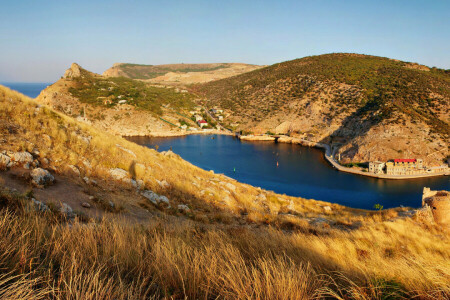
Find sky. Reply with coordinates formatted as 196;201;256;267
0;0;449;82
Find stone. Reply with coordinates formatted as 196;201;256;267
31;198;48;212
81;202;91;208
10;152;33;166
0;154;10;169
323;206;332;212
109;168;130;181
177;204;190;213
88;196;95;201
30;168;55;186
222;182;236;192
141;190;170;207
60;203;74;218
67;165;80;176
109;201;115;209
157;179;170;189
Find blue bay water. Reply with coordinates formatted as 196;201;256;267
1;82;51;98
127;134;449;209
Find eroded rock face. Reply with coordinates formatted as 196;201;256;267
30;168;55;186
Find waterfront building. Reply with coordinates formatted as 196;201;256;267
386;158;424;175
369;161;385;174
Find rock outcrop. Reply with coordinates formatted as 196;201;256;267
63;63;82;79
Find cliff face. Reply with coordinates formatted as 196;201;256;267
195;53;450;166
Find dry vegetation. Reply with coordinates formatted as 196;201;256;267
0;85;449;299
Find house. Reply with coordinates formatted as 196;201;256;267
198;120;208;128
194;115;203;122
218;115;224;121
369;161;385;174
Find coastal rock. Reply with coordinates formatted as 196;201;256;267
141;190;170;207
30;168;55;186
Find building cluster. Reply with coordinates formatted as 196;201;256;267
189;106;226;129
368;158;449;176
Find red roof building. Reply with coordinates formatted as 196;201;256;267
394;159;416;163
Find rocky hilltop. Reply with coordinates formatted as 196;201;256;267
37;63;200;136
103;62;263;86
195;53;449;166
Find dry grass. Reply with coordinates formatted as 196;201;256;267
0;85;449;299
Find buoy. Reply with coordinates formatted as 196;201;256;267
277;161;279;167
233;167;236;172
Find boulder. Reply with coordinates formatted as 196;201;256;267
10;152;33;167
141;190;170;207
30;168;55;186
31;198;48;212
81;202;91;208
60;203;75;218
109;168;130;182
0;154;10;169
67;165;80;176
177;204;190;213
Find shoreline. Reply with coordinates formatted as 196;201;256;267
122;129;234;138
239;134;449;180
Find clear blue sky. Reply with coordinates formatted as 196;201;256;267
1;0;449;82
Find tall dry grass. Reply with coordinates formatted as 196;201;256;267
1;188;449;299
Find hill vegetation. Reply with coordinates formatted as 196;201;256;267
68;69;194;115
195;53;449;165
0;84;449;299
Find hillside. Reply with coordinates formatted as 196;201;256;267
103;62;264;86
195;53;450;166
37;63;200;136
1;84;450;299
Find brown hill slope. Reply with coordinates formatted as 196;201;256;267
195;53;450;166
37;63;200;136
1;84;449;298
103;62;264;85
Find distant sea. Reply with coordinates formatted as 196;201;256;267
1;82;51;98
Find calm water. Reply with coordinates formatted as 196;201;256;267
127;134;449;209
1;82;50;98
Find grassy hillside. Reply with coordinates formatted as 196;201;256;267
196;53;449;136
116;63;231;79
1;85;449;299
68;69;194;115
